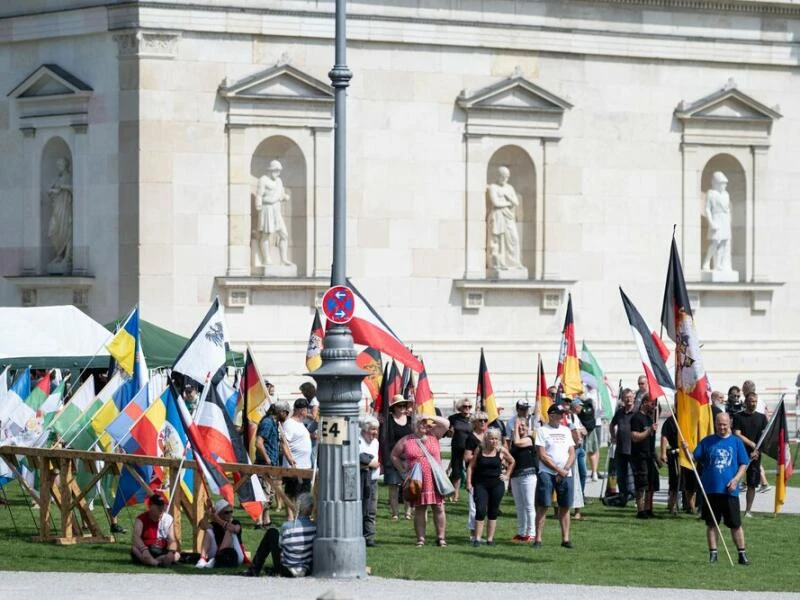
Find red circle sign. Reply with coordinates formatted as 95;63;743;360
322;285;355;324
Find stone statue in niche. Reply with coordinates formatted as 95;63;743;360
46;157;73;275
486;166;528;279
253;159;296;276
701;171;738;282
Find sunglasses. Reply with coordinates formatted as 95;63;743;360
221;510;234;516
477;419;489;423
461;405;472;409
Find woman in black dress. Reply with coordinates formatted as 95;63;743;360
380;394;414;520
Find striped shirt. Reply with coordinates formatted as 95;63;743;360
280;516;316;569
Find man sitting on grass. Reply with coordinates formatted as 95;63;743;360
131;494;180;567
241;492;316;577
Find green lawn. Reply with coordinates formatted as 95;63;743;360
0;479;797;591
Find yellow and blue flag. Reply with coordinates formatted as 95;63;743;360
106;307;139;376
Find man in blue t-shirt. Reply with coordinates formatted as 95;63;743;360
689;412;750;565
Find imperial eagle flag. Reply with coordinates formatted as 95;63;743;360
660;237;712;469
173;297;229;385
619;288;675;405
305;308;324;372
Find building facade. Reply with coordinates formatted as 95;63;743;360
1;0;799;399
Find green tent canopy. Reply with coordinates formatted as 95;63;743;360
105;318;243;370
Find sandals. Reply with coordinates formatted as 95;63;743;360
437;538;447;547
416;537;425;547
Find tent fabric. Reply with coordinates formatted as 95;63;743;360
0;305;112;370
105;318;243;370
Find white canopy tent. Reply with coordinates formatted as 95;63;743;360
0;305;111;369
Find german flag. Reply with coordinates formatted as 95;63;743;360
305;308;324;372
356;347;383;409
557;294;583;397
415;360;435;416
758;399;794;513
660;237;712;469
240;347;268;460
476;348;498;423
536;354;550;425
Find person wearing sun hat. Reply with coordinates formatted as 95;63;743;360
196;499;244;568
380;394;414;520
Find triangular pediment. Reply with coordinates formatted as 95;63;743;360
457;75;572;113
219;64;333;102
7;64;92;99
675;80;781;121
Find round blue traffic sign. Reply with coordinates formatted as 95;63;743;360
322;285;355;324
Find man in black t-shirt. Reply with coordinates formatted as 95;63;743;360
609;389;636;500
630;396;660;519
659;411;680;516
733;392;768;518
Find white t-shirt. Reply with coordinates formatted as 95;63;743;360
282;417;312;469
359;436;380;481
157;513;174;541
535;423;575;476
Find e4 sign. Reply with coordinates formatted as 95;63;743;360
320;416;350;446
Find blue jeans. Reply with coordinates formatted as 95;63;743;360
575;447;587;494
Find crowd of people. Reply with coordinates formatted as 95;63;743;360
128;376;776;573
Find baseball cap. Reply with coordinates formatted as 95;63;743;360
547;404;564;415
293;398;310;410
516;400;530;410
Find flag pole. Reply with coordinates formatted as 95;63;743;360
166;373;213;515
673;411;734;566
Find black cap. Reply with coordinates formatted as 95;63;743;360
547;404;564;415
293;398;310;410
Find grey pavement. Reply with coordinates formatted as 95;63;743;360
0;572;798;600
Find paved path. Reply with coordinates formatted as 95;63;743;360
582;476;800;514
1;572;798;600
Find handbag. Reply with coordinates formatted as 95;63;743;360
416;439;455;497
402;462;423;503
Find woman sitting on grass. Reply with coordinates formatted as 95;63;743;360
390;415;451;547
466;428;515;546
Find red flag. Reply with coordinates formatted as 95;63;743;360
557;294;583;396
620;288;676;404
476;349;498;423
346;280;424;372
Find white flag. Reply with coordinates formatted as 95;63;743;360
173;297;228;384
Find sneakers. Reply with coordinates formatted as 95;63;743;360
486;540;496;547
758;484;772;494
195;557;215;569
636;511;649;520
738;551;750;566
709;550;718;564
744;511;753;519
560;541;574;549
110;523;127;534
512;535;525;543
591;472;599;482
470;539;480;547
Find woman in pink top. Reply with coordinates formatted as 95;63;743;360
391;415;450;547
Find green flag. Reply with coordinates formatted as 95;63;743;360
580;341;613;420
51;378;97;442
62;397;104;448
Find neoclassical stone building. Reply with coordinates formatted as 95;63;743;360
1;0;799;397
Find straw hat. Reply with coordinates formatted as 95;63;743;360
389;394;411;407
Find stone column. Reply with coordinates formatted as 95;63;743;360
750;146;769;283
680;144;702;280
71;125;90;275
227;126;250;276
21;128;39;275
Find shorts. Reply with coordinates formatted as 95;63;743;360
383;465;404;486
535;471;573;509
666;452;680;492
283;477;311;500
632;455;660;492
701;493;741;529
745;460;761;488
583;429;600;454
